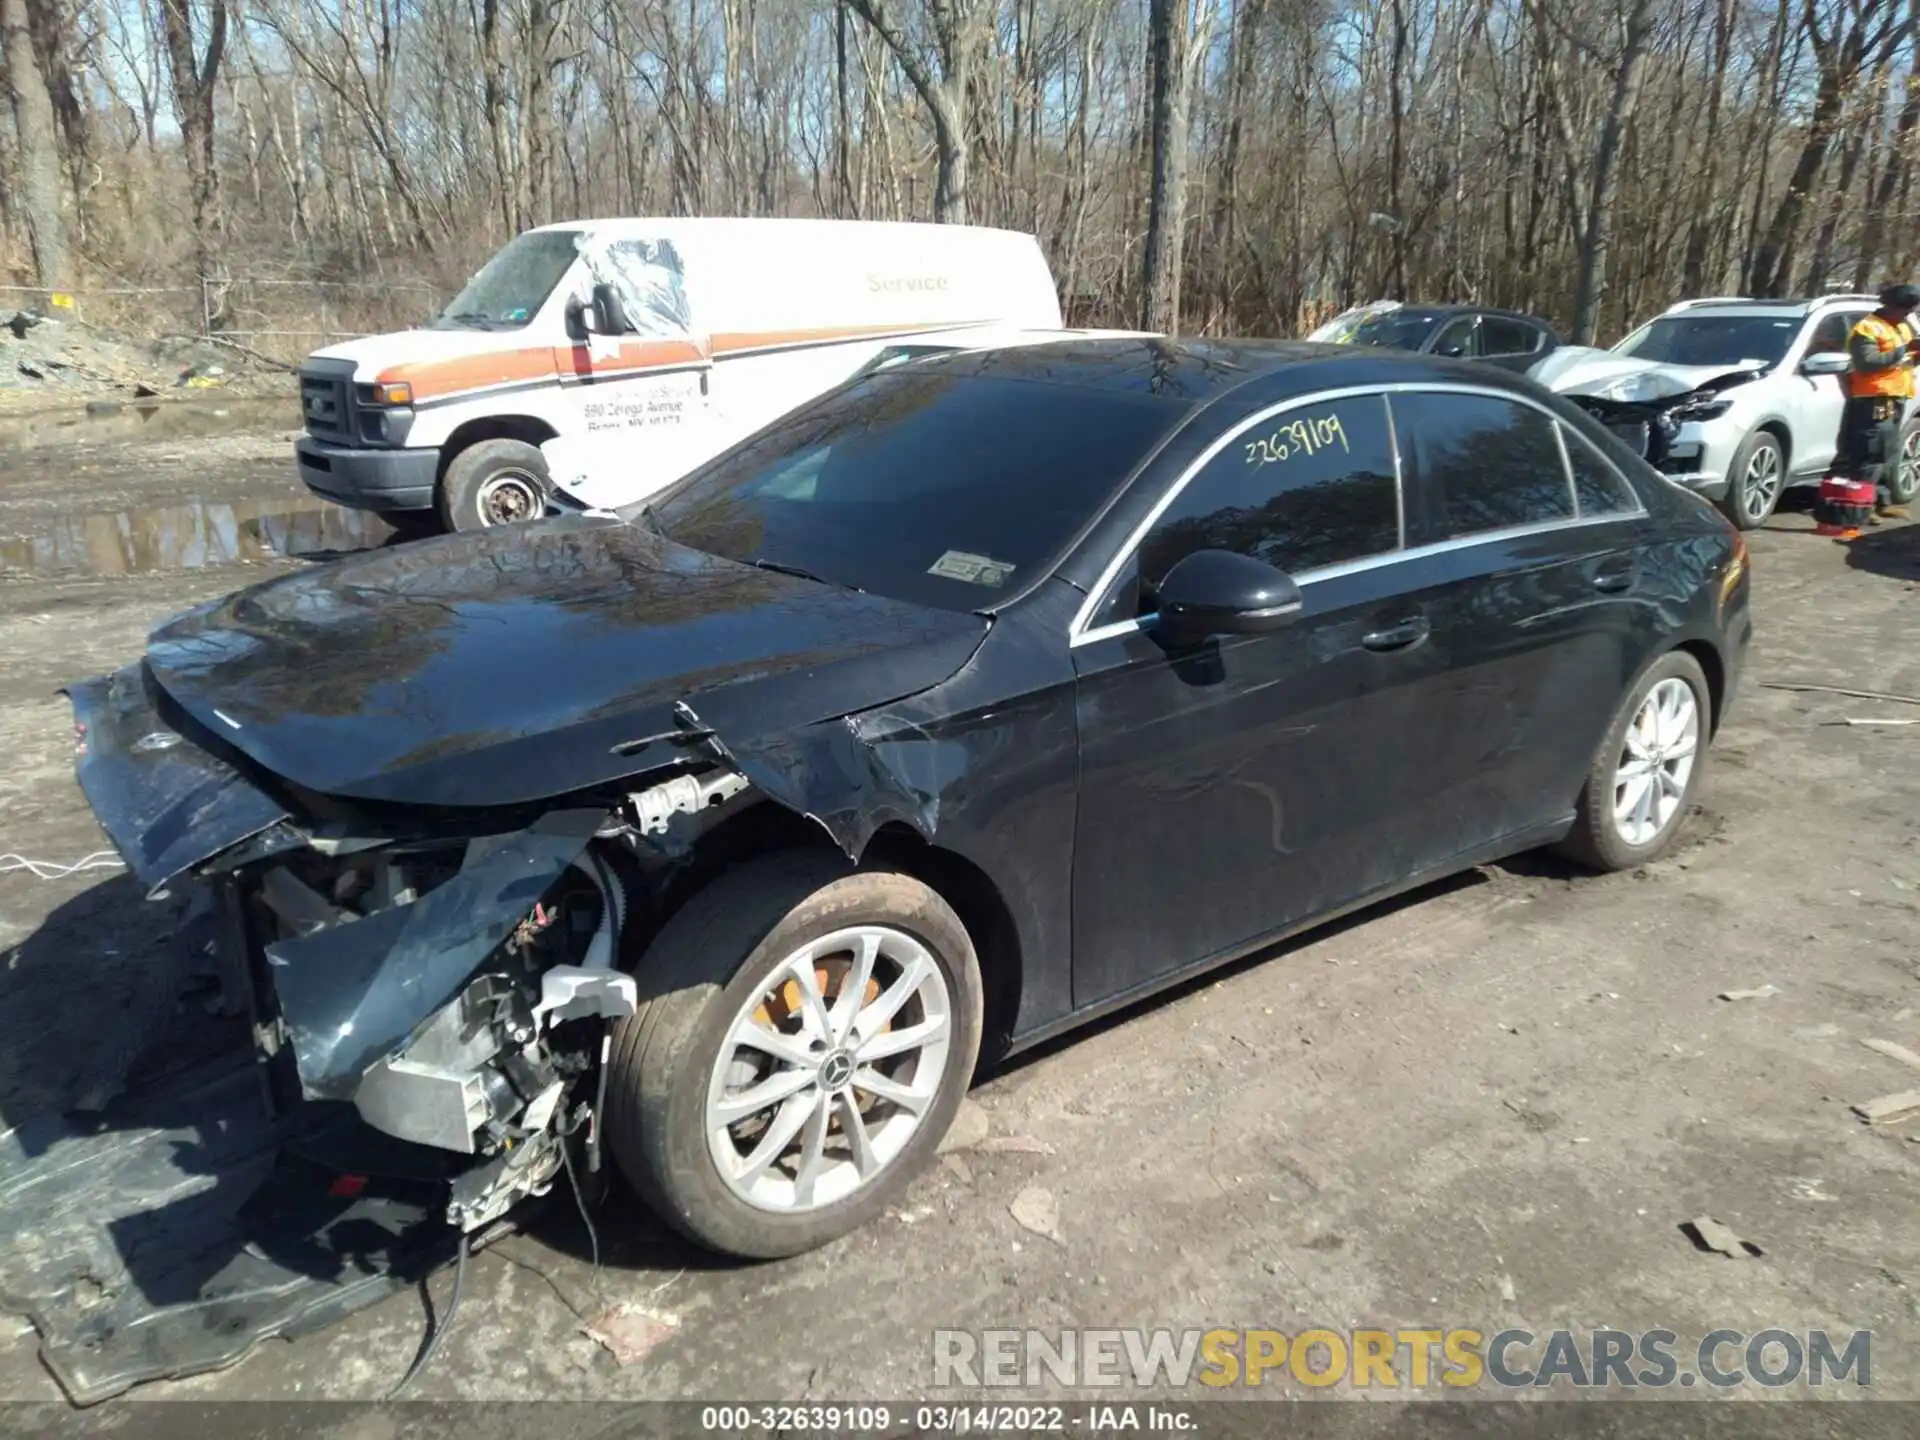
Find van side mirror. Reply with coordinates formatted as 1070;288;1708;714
1152;549;1303;646
564;294;590;342
591;282;631;336
1800;350;1849;377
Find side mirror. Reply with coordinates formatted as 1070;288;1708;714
1152;549;1303;645
591;281;631;336
1800;350;1849;377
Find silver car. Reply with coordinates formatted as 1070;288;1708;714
1532;294;1920;529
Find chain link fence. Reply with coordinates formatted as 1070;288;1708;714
0;279;444;366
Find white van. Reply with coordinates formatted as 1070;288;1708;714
294;218;1064;531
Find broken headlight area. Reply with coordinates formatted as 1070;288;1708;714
234;819;633;1234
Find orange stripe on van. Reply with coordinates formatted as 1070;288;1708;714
379;322;982;403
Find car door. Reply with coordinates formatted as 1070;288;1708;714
1385;387;1653;856
553;234;715;508
1788;308;1865;477
1428;314;1480;361
1069;391;1465;1009
1478;315;1550;374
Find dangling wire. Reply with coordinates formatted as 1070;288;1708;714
388;1230;469;1398
560;1118;603;1296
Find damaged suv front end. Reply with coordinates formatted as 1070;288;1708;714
1527;344;1767;495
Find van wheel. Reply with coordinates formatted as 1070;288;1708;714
604;853;984;1259
1557;650;1711;873
437;438;551;531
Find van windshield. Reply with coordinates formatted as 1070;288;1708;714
436;230;581;330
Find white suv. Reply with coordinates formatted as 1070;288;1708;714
1533;294;1920;528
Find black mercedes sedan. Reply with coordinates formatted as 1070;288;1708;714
65;339;1751;1279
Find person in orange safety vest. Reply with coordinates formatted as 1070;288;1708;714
1840;283;1920;521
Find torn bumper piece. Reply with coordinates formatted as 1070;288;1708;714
64;664;292;896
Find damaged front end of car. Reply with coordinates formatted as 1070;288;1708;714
13;653;936;1402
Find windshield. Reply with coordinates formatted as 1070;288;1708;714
436;230;581;330
1612;315;1799;369
1347;311;1442;351
639;372;1185;612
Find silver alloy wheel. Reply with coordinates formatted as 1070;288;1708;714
1899;428;1920;501
1613;677;1699;847
475;468;543;526
705;925;953;1213
1741;441;1782;518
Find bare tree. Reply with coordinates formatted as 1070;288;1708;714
156;0;227;283
2;0;70;286
845;0;976;222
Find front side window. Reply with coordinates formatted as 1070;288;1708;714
1390;391;1573;539
437;229;582;330
583;236;694;337
1134;393;1400;595
645;372;1184;612
1805;310;1864;357
1481;316;1543;356
1348;311;1442;352
1430;316;1479;358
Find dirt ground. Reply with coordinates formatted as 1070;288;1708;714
0;399;1917;1417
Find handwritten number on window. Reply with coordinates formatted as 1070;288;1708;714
1243;412;1350;469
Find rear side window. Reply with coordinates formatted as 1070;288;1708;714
1390;391;1573;539
1136;393;1400;584
1560;425;1640;517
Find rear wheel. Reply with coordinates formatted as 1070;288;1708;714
1719;430;1784;530
604;853;984;1259
1558;651;1712;872
436;437;551;532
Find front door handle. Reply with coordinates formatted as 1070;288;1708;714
1361;616;1431;652
1593;561;1637;594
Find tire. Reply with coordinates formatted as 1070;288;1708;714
1557;650;1712;873
604;852;984;1259
435;437;551;532
1892;419;1920;505
1718;430;1785;530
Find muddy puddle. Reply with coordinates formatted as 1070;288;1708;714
0;495;394;577
0;397;296;450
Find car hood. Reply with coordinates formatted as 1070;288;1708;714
1529;345;1766;403
140;515;989;808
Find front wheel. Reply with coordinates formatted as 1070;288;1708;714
1719;430;1784;530
1892;419;1920;505
1557;650;1712;872
436;437;552;532
604;854;984;1259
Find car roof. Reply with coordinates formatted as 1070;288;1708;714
1352;303;1548;322
899;336;1549;408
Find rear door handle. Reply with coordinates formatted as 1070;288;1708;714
1361;616;1431;652
1593;561;1637;594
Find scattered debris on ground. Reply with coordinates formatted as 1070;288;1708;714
1863;1038;1920;1072
1683;1217;1764;1258
1009;1186;1061;1242
1853;1091;1920;1125
582;1303;679;1366
1718;984;1781;1001
0;310;290;411
937;1098;990;1154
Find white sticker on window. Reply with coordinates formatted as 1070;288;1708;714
928;550;1016;587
